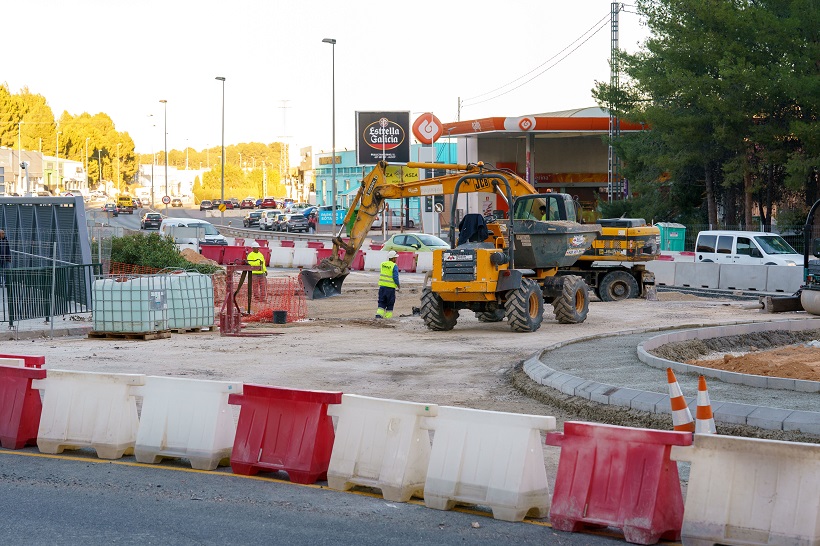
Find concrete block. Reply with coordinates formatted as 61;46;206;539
718;264;767;291
607;388;642;408
712;402;755;425
747;407;793;430
572;380;597;400
740;374;769;389
782;410;820;435
558;377;587;396
794;379;820;393
630;392;667;413
766;376;795;390
645;261;676;286
543;372;575;391
675;262;720;289
719;370;746;384
765;265;804;293
589;384;616;405
415;252;433;273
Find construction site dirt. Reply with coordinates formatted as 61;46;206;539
12;269;820;498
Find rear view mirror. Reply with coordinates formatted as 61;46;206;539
813;238;820;258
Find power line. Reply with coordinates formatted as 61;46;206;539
461;12;611;106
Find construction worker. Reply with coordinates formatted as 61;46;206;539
246;241;267;300
375;250;400;319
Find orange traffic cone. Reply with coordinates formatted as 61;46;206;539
667;368;694;432
695;375;717;434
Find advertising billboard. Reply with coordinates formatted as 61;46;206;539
356;111;410;165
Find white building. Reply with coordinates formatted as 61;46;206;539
136;164;206;204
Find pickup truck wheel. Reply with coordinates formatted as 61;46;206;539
505;278;544;332
553;275;589;324
475;309;505;322
420;287;459;331
598;270;639;302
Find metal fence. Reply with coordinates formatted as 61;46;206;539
678;224;819;254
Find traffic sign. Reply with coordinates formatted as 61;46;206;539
161;196;171;205
218;203;227;212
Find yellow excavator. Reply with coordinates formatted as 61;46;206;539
301;161;602;332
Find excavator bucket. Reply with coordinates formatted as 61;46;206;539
300;267;348;300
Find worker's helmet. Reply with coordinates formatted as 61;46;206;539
249;241;260;248
387;250;398;259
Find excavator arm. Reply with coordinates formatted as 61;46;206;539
301;161;538;299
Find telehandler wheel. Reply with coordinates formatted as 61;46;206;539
553;275;589;324
505;278;544;333
420;287;459;331
598;270;639;302
475;309;505;322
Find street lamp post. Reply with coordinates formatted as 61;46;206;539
84;137;90;190
116;143;121;196
17;121;24;194
97;148;102;186
160;99;168;214
215;77;226;222
56;131;62;193
322;38;337;232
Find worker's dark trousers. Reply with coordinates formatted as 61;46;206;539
376;286;396;318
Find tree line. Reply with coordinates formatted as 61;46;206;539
593;0;818;228
0;84;290;197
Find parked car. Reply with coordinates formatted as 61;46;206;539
133;198;143;209
171;198;183;208
695;230;803;266
229;197;240;209
259;209;285;231
371;210;415;229
261;197;278;209
277;213;309;233
382;233;450;253
243;210;264;228
223;199;235;210
302;206;318;218
140;212;163;230
199;200;213;211
103;203;118;217
240;198;256;209
255;198;263;208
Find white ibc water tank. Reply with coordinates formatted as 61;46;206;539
165;272;214;329
92;276;168;333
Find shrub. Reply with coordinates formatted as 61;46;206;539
110;233;221;275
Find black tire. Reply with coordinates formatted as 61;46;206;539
408;220;415;228
504;278;544;332
552;275;589;324
420;287;459;331
598;270;639;302
475;309;505;322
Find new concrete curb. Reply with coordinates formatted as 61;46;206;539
0;324;93;341
523;320;820;436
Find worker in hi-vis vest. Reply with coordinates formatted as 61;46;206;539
246;241;267;300
375;250;400;319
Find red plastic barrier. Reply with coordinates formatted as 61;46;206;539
228;385;342;484
280;240;295;248
0;365;47;449
349;251;364;271
656;254;674;261
680;251;695;256
315;248;334;263
255;239;269;248
0;354;45;368
307;242;324;249
395;252;416;272
545;422;691;545
256;247;272;267
370;244;383;250
234;238;245;247
200;245;226;264
222;246;249;265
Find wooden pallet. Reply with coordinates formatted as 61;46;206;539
88;330;172;341
171;326;216;334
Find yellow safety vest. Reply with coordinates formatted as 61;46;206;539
247;250;267;274
378;260;397;288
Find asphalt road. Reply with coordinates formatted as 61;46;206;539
0;448;629;546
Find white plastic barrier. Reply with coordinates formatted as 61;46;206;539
415;252;434;273
766;265;803;293
719;264;767;291
269;247;294;268
291;248;318;269
327;394;437;502
364;250;390;271
674;261;721;288
293;240;308;248
0;357;25;367
33;370;145;459
645;261;676;286
133;376;242;470
422;406;555;522
671;434;820;545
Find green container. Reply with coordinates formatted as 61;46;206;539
656;222;686;251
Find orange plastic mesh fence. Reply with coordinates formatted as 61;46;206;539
212;273;308;323
108;262;163;276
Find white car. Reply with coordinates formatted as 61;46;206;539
259;209;286;231
372;210;416;229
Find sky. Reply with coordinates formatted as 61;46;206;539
4;0;650;160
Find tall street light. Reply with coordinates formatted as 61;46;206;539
97;148;102;186
56;131;62;193
85;137;90;190
116;143;122;197
17;121;24;194
322;38;337;232
160;99;168;215
215;77;226;222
